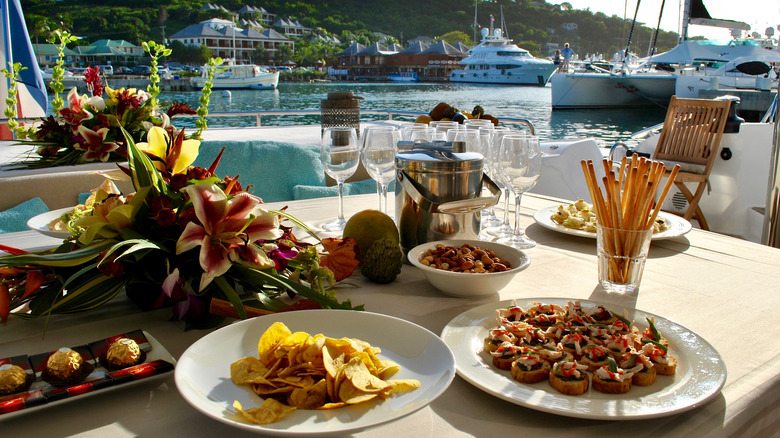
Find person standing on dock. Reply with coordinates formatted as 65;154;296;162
560;43;575;73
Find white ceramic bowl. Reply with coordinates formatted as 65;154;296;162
408;239;530;297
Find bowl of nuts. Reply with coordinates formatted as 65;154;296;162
408;240;530;297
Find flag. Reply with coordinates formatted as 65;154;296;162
1;0;49;120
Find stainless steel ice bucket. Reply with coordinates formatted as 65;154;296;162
395;146;500;253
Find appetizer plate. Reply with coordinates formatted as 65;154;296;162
26;207;75;239
533;205;692;240
440;298;726;420
175;310;456;436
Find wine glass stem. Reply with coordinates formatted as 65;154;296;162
513;193;524;236
376;181;382;211
380;183;389;214
502;187;511;225
337;182;345;221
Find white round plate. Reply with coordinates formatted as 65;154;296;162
440;298;726;420
175;310;456;436
26;207;75;239
533;205;692;240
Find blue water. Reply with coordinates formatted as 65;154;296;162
161;82;667;147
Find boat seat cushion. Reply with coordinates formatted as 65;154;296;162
194;141;327;203
0;197;48;234
658;159;706;175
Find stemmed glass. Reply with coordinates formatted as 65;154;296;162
320;127;359;232
362;127;399;213
496;135;542;249
484;127;517;238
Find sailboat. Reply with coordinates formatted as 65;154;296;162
550;0;779;109
1;0;48;139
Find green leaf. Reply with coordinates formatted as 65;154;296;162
102;239;164;263
0;240;115;267
213;276;247;319
271;210;322;243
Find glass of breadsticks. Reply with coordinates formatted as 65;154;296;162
581;156;680;294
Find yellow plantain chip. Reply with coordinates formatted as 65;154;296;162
339;380;379;405
343;356;389;393
288;379;327;409
233;399;296;425
319;402;348;409
377;360;401;380
387;379;422;395
231;356;272;385
257;322;293;364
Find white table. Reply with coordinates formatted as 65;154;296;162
2;193;780;437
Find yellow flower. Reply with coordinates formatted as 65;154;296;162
136;126;200;175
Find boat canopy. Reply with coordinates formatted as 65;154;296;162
649;40;780;65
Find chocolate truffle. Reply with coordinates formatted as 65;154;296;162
0;364;33;396
101;338;144;370
42;347;94;387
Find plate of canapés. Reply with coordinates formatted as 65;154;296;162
440;298;726;420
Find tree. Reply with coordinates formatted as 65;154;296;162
439;31;474;46
169;41;211;65
273;44;293;65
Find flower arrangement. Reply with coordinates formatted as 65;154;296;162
0;125;362;327
5;36;215;168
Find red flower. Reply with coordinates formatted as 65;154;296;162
84;66;105;97
75;125;119;162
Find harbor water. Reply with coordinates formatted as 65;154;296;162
158;82;668;148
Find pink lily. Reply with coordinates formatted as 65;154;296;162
75;125;120;162
58;87;102;132
176;184;281;291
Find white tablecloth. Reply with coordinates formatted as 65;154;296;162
2;193;780;437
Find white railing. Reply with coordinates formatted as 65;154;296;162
3;110;536;135
171;109;537;135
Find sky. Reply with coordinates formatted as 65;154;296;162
556;0;780;41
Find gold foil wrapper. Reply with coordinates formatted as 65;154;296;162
106;338;141;366
46;347;83;379
0;364;27;393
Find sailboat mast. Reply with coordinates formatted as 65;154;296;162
623;0;642;63
648;0;666;56
681;0;690;43
473;0;478;43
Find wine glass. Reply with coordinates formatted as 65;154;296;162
320;127;359;232
496;135;542;249
362;127;399;213
484;127;518;238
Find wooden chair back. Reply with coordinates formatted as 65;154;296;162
653;96;731;172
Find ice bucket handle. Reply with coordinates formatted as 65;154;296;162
398;171;500;214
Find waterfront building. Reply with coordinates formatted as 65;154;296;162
169;20;292;62
31;43;78;67
71;40;144;65
273;18;309;37
237;5;276;26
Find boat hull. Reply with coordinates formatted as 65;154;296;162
551;71;676;109
450;65;557;86
195;71;280;90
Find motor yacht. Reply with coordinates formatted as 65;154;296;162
194;61;280;90
450;27;558;86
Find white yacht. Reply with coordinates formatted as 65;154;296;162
450;27;558;86
195;62;279;90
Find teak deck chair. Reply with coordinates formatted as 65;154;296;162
651;96;731;230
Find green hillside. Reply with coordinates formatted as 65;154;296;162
20;0;679;59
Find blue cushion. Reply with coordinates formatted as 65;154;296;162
0;198;49;234
194;141;326;203
78;192;91;204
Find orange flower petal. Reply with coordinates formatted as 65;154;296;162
320;237;359;281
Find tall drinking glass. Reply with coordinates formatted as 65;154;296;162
496;135;542;249
320;127;359;232
484;127;518;238
362;127;399;213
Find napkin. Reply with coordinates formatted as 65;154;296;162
0;197;49;234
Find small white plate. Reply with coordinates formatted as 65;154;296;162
533;205;692;240
26;207;76;239
175;310;456;436
441;298;726;420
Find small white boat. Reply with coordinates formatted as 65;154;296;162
195;62;279;90
388;72;419;82
450;27;558;86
